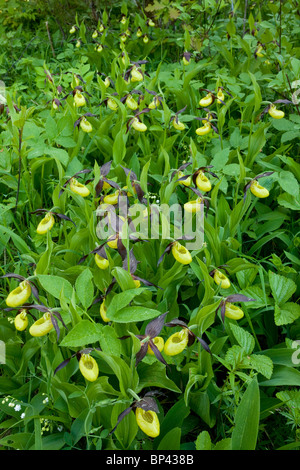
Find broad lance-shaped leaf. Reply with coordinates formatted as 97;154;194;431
231;376;260;450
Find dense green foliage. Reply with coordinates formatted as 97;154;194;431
0;0;299;451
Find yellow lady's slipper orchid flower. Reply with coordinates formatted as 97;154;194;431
69;25;76;34
132;117;147;132
250;180;269;198
199;93;213;107
177;170;191;187
202;113;213;125
104;76;110;88
173;119;185;131
164;328;189;356
268;104;284;119
184;198;202;214
92;30;98;39
96;44;103;52
107;235;119;249
131;66;143;82
120;33;127;43
135;407;160;438
103;190;120;205
14;309;28;331
148;19;155;27
100;299;110;322
143;35;149;44
171;242;192;265
125;95;138;110
80;117;93;133
120;15;127;24
148;95;160;109
136;27;142;38
122;184;137;197
224;303;244;320
95;253;109;269
133;279;141;288
99;24;104;32
79;353;99;382
196;122;211;136
75;40;81;48
195;171;211;192
36;213;55;235
6;281;31;308
52;100;58;110
213;270;231;289
147;336;164;355
69;178;90;197
107;98;118;111
29;312;54;337
182;56;190;66
256;44;264;57
217;89;225;104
